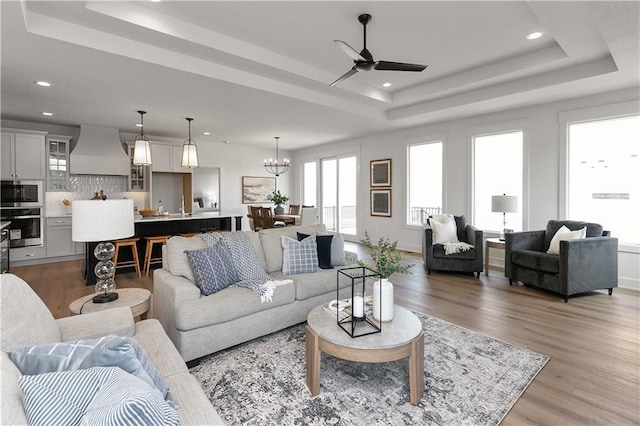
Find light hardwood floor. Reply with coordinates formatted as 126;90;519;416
8;244;640;425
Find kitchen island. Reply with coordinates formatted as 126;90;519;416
84;212;242;285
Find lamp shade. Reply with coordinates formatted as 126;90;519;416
72;199;135;242
132;139;152;165
491;195;518;213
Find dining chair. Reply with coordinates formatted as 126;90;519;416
299;207;319;226
288;204;301;215
250;206;264;231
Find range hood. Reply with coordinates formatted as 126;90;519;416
70;125;130;176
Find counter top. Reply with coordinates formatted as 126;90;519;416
134;211;242;223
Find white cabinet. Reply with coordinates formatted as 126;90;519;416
151;144;192;173
46;135;71;191
1;131;46;179
45;217;84;258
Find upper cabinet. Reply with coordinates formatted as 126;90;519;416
46;135;71;191
151;144;193;173
1;130;46;180
127;143;148;191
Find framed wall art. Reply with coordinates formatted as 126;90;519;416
370;158;391;187
370;189;392;217
242;176;276;204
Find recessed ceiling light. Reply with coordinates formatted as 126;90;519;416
41;112;53;116
223;140;230;144
203;132;211;136
35;81;52;87
526;31;543;40
135;123;143;127
382;82;392;88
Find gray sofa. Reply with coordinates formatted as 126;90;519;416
505;220;618;302
154;224;357;363
422;216;484;277
0;273;223;425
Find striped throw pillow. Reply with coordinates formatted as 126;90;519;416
19;366;179;426
185;242;239;295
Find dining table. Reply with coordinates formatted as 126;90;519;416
273;214;299;225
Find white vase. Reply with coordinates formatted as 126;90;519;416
373;278;394;322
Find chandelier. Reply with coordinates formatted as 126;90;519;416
264;136;289;176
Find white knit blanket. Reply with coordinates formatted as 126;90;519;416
442;241;474;255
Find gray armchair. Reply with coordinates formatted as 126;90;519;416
505;220;618;302
422;215;484;278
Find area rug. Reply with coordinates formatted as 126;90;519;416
190;313;549;425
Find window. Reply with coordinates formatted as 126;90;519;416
407;141;443;225
302;161;316;207
568;115;640;244
321;155;357;235
473;130;523;232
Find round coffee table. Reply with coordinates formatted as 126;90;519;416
69;288;152;320
305;304;424;405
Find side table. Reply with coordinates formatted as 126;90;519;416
485;238;505;276
69;288;152;320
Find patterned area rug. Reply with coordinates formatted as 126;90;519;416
190;313;549;425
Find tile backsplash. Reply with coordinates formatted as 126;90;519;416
46;175;147;216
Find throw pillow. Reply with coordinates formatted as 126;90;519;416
547;225;586;255
7;335;177;410
281;235;319;275
430;215;459;244
185;242;239;296
166;235;205;282
328;233;347;266
19;366;179;426
297;232;333;269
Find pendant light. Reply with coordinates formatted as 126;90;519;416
264;136;289;176
181;117;199;168
132;110;152;165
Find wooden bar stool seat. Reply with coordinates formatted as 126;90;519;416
143;235;170;277
113;237;141;278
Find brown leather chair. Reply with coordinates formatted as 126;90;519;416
250;206;264;231
288;204;301;215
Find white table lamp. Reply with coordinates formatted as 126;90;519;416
72;199;134;303
491;194;518;240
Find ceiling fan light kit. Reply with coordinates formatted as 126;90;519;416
330;13;428;87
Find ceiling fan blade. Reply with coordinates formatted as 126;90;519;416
334;40;366;62
374;61;428;72
329;67;358;87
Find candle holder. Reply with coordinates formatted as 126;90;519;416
336;266;381;338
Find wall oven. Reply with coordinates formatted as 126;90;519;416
0;208;43;248
1;180;43;207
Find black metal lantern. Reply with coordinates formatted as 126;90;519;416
336;266;382;338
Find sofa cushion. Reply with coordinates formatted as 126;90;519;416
19;366;178;426
269;270;353;301
185;243;239;296
433;244;477;260
282;235;319;275
544;220;603;251
166;235;206;282
297;232;333;269
174;283;296;330
511;249;560;274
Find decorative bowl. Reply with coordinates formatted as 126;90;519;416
139;209;155;217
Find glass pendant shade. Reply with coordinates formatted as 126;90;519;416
133;110;152;165
181;117;199;168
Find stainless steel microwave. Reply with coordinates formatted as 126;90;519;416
1;180;43;207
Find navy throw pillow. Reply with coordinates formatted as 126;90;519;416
297;232;333;269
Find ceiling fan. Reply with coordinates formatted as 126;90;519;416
330;13;428;87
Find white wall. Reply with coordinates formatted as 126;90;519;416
292;88;640;290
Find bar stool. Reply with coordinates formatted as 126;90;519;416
143;235;170;277
112;237;141;278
